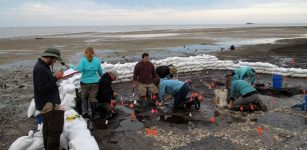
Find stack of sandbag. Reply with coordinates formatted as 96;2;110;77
63;109;99;150
9;130;44;150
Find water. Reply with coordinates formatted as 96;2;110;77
1;23;306;39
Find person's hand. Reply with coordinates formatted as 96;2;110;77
132;81;136;88
227;101;234;109
54;71;64;80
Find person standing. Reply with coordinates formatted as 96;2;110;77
76;47;104;119
133;53;158;102
33;48;64;150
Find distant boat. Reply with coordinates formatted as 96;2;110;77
246;22;255;25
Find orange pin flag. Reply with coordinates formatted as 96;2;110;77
152;128;157;135
154;109;158;113
257;127;263;135
130;112;135;122
240;105;244;111
147;128;152;135
151;109;155;113
210;117;215;123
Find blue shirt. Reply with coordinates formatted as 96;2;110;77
233;66;256;84
159;79;184;100
229;80;256;100
76;57;104;84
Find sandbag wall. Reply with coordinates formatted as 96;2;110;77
104;54;307;83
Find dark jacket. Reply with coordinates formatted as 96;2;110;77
97;73;115;103
33;58;61;111
156;65;173;79
133;61;156;84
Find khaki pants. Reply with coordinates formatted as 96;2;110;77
81;84;99;114
138;83;158;97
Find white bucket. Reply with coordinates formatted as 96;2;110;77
214;88;228;107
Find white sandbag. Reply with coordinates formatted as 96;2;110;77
34;110;41;117
291;74;307;78
125;74;133;78
67;129;91;141
274;67;288;73
9;130;34;150
60;133;69;150
26;131;44;150
61;94;76;108
120;79;132;82
64;117;87;130
69;136;99;150
27;99;36;118
62;84;76;93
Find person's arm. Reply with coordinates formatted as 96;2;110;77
152;64;156;78
132;64;139;87
97;59;104;76
159;81;166;100
35;69;58;94
229;82;236;101
76;58;85;73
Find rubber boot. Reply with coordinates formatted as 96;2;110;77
91;102;97;119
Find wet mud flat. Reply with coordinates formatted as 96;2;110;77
92;70;307;150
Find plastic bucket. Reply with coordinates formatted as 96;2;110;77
214;89;228;107
272;74;283;90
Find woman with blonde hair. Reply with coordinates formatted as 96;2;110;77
76;47;104;119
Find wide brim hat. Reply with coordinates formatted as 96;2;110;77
41;48;63;61
108;69;118;80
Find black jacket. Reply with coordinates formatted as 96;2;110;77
33;58;61;110
97;73;115;103
156;65;171;78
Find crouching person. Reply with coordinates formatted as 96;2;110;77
158;78;189;112
228;80;267;111
156;64;177;79
96;70;118;118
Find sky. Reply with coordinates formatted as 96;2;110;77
0;0;306;27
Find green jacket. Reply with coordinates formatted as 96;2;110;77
229;80;256;100
232;66;256;84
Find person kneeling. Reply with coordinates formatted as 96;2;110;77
96;70;118;119
158;78;189;112
228;80;267;111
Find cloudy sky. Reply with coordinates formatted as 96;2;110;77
0;0;306;27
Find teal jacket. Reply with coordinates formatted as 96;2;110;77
159;78;184;100
75;57;104;84
233;66;256;84
229;80;256;100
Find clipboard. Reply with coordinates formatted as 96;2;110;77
61;68;79;79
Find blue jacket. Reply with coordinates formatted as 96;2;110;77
233;66;256;84
229;80;256;100
76;57;104;84
159;79;184;100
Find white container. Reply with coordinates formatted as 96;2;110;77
214;88;228;107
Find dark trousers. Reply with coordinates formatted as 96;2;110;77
174;84;189;109
42;110;64;150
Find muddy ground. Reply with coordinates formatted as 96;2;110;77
0;27;307;150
